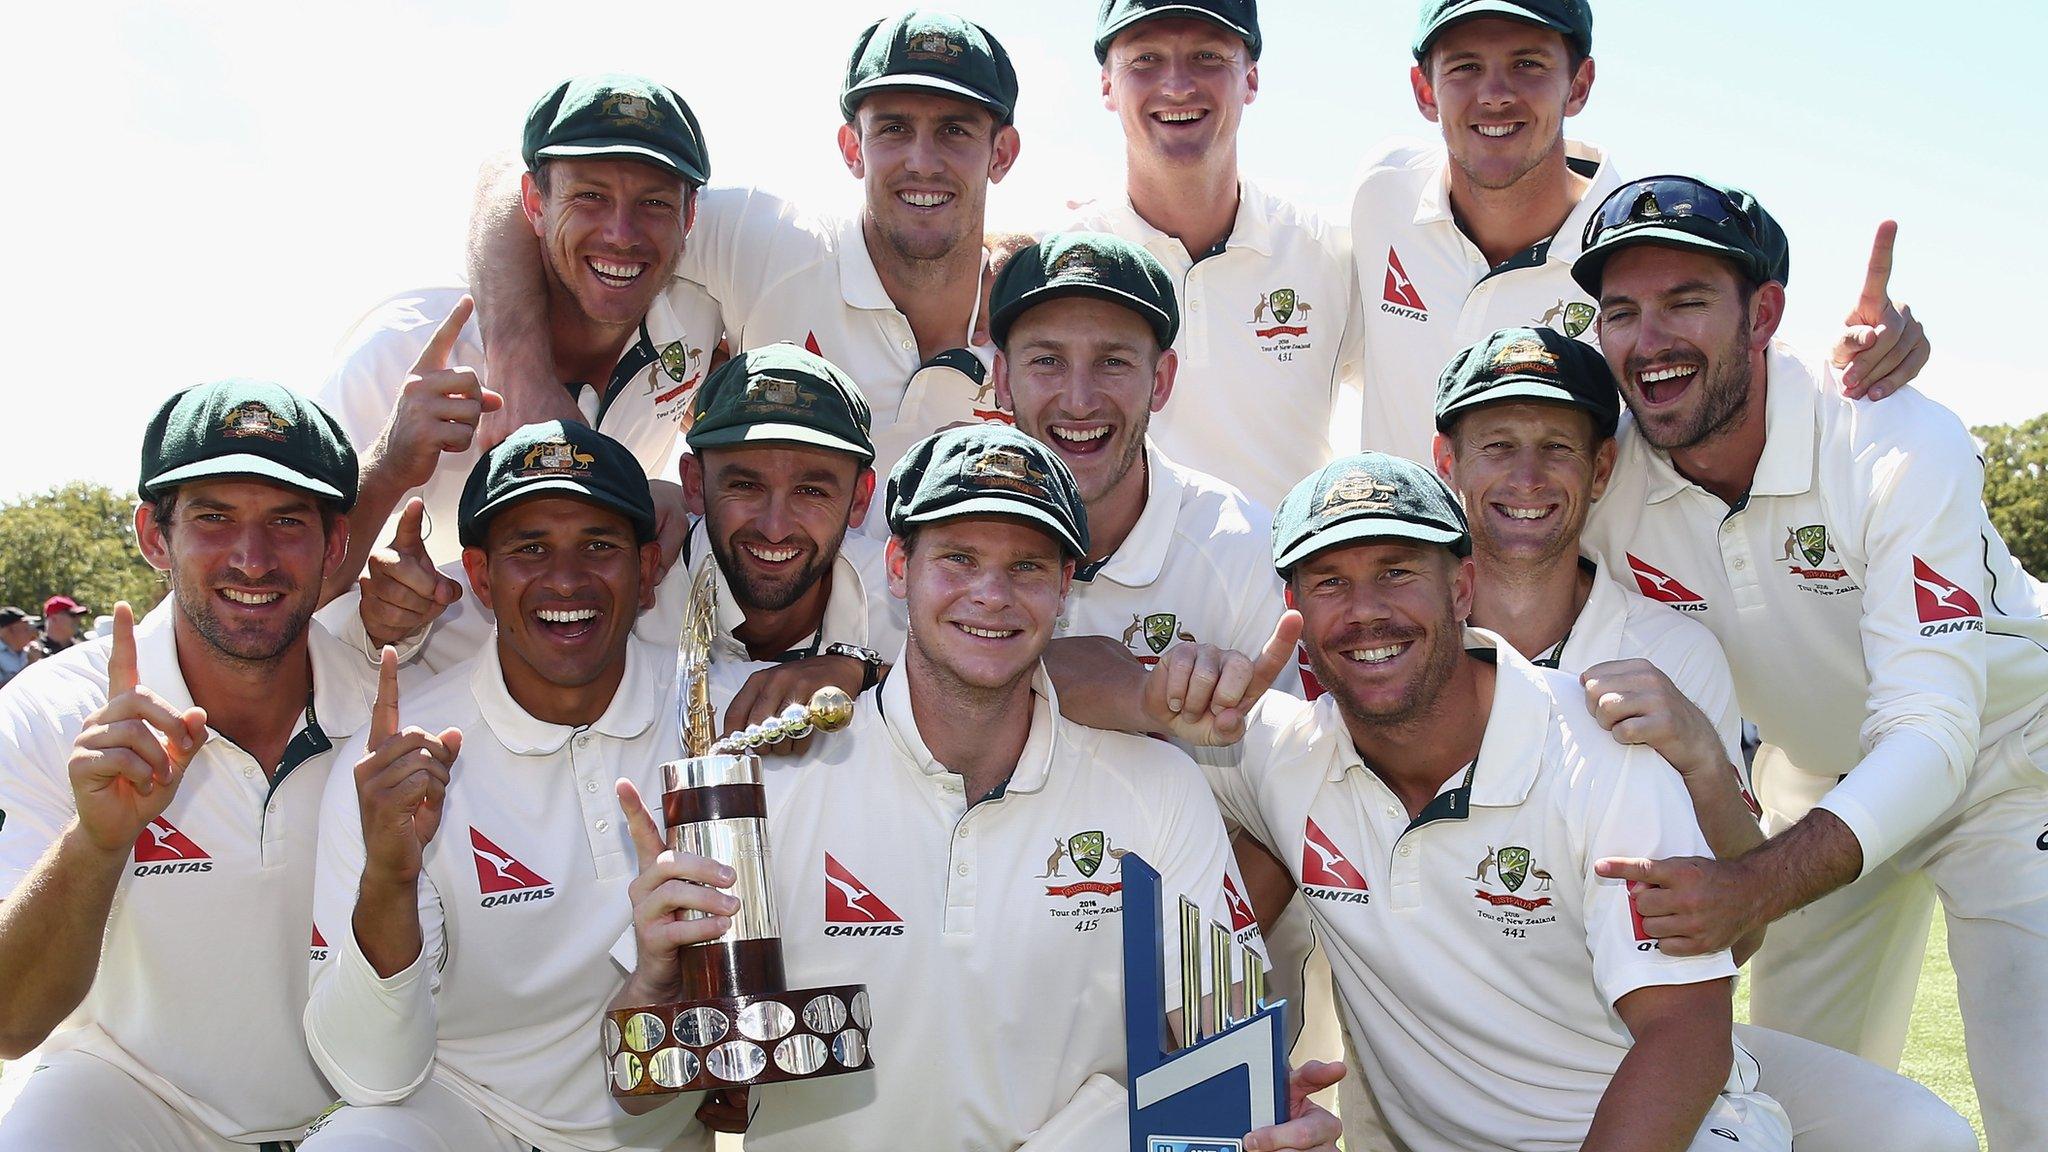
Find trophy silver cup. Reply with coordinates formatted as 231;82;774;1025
605;566;873;1098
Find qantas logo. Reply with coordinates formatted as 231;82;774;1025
1222;874;1258;934
1627;883;1656;950
824;854;905;936
132;817;212;875
309;926;330;963
1626;554;1708;612
1301;818;1370;904
1913;558;1984;635
471;828;556;906
1380;248;1428;319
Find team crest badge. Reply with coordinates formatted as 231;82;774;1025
1050;244;1101;280
1252;288;1312;339
518;438;595;477
1142;613;1180;656
1563;302;1596;338
1488;338;1560;376
1068;831;1106;878
1495;846;1532;893
968;447;1047;493
907;32;965;61
744;375;814;411
658;341;700;383
1267;288;1297;326
1319;471;1398;516
221;401;290;442
602;92;659;126
1791;525;1829;567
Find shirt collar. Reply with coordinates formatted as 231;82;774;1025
1079;443;1182;587
471;630;661;755
687;522;880;661
1099;179;1275;260
1636;340;1820;505
878;645;1061;795
1413;138;1614;257
134;597;372;743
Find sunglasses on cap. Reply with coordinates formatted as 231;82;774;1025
1582;174;1758;251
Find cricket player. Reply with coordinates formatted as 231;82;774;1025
614;424;1342;1151
1430;324;1977;1152
470;12;1023;477
1350;0;1927;464
1571;174;2048;1150
0;382;374;1150
319;73;720;575
302;422;717;1152
1075;0;1359;509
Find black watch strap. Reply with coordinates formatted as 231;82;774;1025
824;642;884;691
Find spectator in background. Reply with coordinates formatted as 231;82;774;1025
0;608;43;688
38;597;88;654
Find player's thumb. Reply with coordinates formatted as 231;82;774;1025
479;386;504;413
434;573;464;606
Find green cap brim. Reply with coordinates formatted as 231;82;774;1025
1415;1;1573;56
896;496;1087;558
688;422;876;464
1097;8;1258;60
843;75;1009;121
533;140;707;184
145;453;347;503
1572;225;1756;296
992;283;1175;349
465;480;655;544
1437;382;1596;431
1275;518;1466;572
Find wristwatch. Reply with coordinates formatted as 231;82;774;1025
823;642;886;692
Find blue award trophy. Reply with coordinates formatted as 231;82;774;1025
1122;854;1290;1152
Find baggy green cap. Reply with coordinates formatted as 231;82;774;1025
887;425;1090;557
1273;453;1470;574
1094;0;1261;61
687;343;876;464
841;11;1019;125
1413;0;1592;59
523;73;711;185
458;421;656;548
139;381;359;511
1435;326;1618;438
990;232;1179;350
1572;175;1789;297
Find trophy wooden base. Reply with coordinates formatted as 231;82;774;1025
605;983;873;1096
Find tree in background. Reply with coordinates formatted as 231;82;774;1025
0;483;164;619
1977;414;2048;579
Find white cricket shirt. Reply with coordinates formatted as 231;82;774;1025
304;636;710;1152
1203;631;1759;1152
735;659;1259;1152
0;600;376;1143
1582;345;2048;875
316;284;721;565
1068;181;1360;509
1349;138;1622;465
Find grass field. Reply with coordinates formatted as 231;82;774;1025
1735;914;1983;1148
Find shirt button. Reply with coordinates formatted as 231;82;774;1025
957;827;969;839
586;780;599;793
1188;297;1202;308
243;766;254;779
267;803;278;816
1398;845;1413;858
957;864;969;876
596;819;610;833
1384;805;1399;819
576;734;591;749
900;339;914;351
1733;558;1747;571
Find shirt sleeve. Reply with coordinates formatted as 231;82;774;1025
0;666;98;898
1816;395;1990;875
1189;691;1296;853
303;730;447;1105
1574;743;1739;1008
673;186;801;338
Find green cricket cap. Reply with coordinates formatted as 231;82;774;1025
139;381;359;511
523;73;711;186
887;424;1090;558
1273;453;1470;574
842;11;1019;125
990;232;1179;350
1094;0;1261;61
1413;0;1592;59
687;343;876;464
458;421;656;548
1573;174;1789;297
1435;326;1618;438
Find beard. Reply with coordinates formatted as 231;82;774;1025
706;519;843;614
1623;313;1755;453
1306;601;1465;731
172;571;316;667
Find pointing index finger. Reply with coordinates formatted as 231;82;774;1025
615;778;670;869
410;296;474;376
1853;221;1898;319
371;647;400;746
108;602;139;698
1249;610;1304;697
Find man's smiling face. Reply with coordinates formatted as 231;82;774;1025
1412;16;1591;193
1102;17;1258;172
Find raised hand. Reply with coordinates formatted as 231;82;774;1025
1147;611;1303;746
615;778;740;1007
1593;855;1761;957
66;603;208;855
721;655;873;758
360;497;464;647
1832;222;1929;401
1580;659;1725;782
354;648;459;887
372;296;504;492
1244;1060;1347;1152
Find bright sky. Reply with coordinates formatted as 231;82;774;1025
7;0;2042;504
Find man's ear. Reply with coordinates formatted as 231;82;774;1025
462;547;494;614
1450;554;1477;624
680;453;708;517
520;171;546;238
1431;431;1457;485
1750;282;1788;350
1100;65;1115;112
885;535;910;601
837;121;866;179
135;503;171;573
1589;435;1618;502
848;468;878;530
638;542;663;612
993;350;1014;411
1243;61;1260;106
683;185;699;237
1149;348;1178;414
323;509;350;580
1564;56;1595;117
1410;63;1441;124
988;124;1021;184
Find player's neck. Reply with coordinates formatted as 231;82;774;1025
733;569;833;661
1126;152;1240;262
1468;552;1592;662
1346;653;1494;820
1445;145;1589;269
173;616;312;775
860;215;984;361
1666;356;1772;508
904;650;1036;800
1082;456;1151;565
546;302;640;390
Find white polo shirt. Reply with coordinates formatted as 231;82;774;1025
1349;138;1622;465
1056;446;1293;694
674;187;998;445
316;284;721;565
1582;345;2048;875
1205;632;1760;1152
1068;181;1360;509
736;658;1258;1152
304;636;710;1152
0;600;376;1143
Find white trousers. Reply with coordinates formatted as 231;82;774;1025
0;1049;298;1152
295;1081;526;1152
